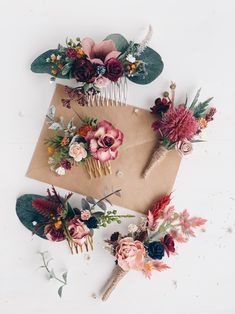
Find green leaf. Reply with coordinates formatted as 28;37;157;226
16;194;49;239
86;196;96;205
58;286;64;298
62;272;68;283
193;97;213;119
189;88;201;110
104;33;129;53
127;45;164;85
81;198;90;210
16;195;73;239
61;62;73;76
97;201;107;211
31;49;70;79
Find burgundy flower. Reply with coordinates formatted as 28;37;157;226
44;223;65;242
155;105;199;142
66;48;77;59
150;98;171;116
205;107;216;122
61;159;72;170
73;59;96;83
104;58;124;82
162;234;175;257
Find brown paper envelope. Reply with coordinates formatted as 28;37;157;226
26;84;181;214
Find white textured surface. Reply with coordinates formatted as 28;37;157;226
0;0;235;313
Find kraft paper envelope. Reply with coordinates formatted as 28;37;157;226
27;84;181;214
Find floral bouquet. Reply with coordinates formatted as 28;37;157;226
31;26;164;106
45;105;123;178
16;186;134;254
102;194;206;300
142;83;216;178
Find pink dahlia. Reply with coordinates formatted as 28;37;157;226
153;105;198;142
86;120;124;162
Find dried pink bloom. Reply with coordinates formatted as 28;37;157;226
116;237;145;271
179;209;207;237
154;105;198;142
68;217;90;246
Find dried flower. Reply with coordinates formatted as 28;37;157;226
73;59;96;83
147;241;165;260
69;142;87;162
150;98;171;116
55;166;66;176
205;107;216;122
176;140;193;156
104;58;124;82
61;159;71;170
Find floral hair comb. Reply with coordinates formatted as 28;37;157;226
101;194;206;301
16;186;134;255
45;105;123;178
31;26;163;106
142;83;216;178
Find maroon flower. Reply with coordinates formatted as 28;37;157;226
73;59;96;82
61;159;72;170
150;98;171;116
162;234;175;257
66;48;77;59
104;58;124;82
205;107;216;122
44;224;65;242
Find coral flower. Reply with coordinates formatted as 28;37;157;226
154;105;198;143
81;38;121;64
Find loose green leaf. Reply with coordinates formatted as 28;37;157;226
62;272;68;283
97;200;107;211
58;286;64;298
81;198;90;210
127;45;164;85
104;33;129;53
193;97;213;118
86;196;96;205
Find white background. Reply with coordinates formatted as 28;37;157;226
0;0;235;313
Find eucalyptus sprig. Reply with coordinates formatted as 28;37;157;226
38;251;68;298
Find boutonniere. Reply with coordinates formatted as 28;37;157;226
142;83;216;178
31;26;163;106
102;194;206;300
45;105;124;178
16;186;134;255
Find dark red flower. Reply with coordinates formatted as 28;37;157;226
73;59;96;82
61;159;71;170
205;107;216;122
66;48;77;59
162;234;175;257
151;194;171;222
104;58;124;82
150;98;171;116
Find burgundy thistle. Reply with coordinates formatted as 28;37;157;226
150;98;171;116
73;59;96;82
154;105;198;142
104;58;124;82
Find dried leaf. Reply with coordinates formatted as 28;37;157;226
153;261;170;272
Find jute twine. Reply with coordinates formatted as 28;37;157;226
142;144;168;178
101;265;127;301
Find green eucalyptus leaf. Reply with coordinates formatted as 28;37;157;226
62;272;68;283
128;45;164;85
81;198;90;210
31;49;71;79
16;194;48;239
97;201;107;212
104;33;129;53
58;286;64;298
61;62;73;76
86;196;96;205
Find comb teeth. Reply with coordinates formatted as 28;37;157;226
88;77;128;106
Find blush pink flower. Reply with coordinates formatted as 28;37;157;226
176;139;193;156
116;237;145;271
68;217;90;246
154;105;198;143
179;209;207;237
69;142;87;162
81;38;121;64
94;76;110;88
81;210;91;221
86;120;123;162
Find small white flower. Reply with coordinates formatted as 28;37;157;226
128;224;138;233
56;55;61;61
48;157;55;165
55;166;66;176
46;57;50;62
126;54;136;63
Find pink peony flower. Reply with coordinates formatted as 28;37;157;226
86;120;123;162
68;217;90;246
81;38;121;64
116;237;145;271
81;210;91;221
176;139;193;156
154;105;199;143
44;224;65;242
69;142;87;162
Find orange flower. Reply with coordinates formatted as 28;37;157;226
143;261;153;278
57;63;64;70
77;125;93;137
51;69;57;75
75;47;85;57
61;137;69;146
47;146;55;155
198;117;208;129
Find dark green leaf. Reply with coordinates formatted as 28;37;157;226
62;272;68;283
97;201;107;211
127;45;164;85
58;286;64;298
104;34;129;53
92;211;105;218
86;196;96;205
189;88;201;110
31;49;70;79
81;198;90;210
193;97;213;118
61;63;73;76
